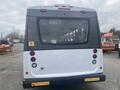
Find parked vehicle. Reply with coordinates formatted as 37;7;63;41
0;39;13;53
23;5;105;88
101;33;116;52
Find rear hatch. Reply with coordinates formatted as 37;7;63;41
29;49;103;78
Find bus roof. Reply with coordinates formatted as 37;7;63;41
27;5;96;17
29;5;94;10
27;5;96;13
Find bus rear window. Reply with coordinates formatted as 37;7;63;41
39;18;89;44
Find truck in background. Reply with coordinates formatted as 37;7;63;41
101;32;117;52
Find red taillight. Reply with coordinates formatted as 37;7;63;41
31;57;36;62
30;51;35;56
93;49;97;53
93;54;97;59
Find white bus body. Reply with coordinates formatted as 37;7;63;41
23;5;105;88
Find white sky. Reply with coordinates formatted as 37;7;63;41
0;0;120;36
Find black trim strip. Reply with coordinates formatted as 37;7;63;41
23;73;106;88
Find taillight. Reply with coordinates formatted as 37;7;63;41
30;51;35;56
92;49;97;65
31;57;36;62
93;49;97;53
30;50;37;68
93;54;97;59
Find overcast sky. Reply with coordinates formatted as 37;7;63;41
0;0;120;37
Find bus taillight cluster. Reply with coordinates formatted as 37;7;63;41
92;49;97;64
30;51;37;68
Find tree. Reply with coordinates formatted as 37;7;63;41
5;31;21;42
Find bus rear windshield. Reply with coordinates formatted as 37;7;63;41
39;18;89;44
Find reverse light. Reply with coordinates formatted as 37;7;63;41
92;60;97;64
32;63;37;68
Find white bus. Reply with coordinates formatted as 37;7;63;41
23;5;105;88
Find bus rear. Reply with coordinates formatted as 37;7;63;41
23;5;105;88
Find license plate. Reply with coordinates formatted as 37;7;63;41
84;77;100;82
32;81;50;86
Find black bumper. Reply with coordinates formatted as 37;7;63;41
23;73;105;89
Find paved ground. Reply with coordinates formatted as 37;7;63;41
0;44;120;90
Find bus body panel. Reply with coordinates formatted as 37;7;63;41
23;5;105;88
23;49;103;79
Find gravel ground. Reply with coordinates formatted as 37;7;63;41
0;44;120;90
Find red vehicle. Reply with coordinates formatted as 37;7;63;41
101;33;116;52
0;40;13;53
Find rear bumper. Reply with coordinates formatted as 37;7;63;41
23;73;106;89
